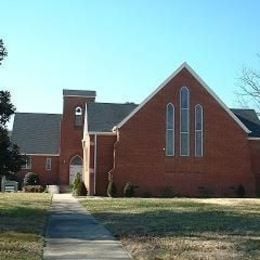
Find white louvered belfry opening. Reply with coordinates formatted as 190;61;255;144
75;106;83;126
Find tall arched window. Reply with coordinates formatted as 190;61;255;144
75;106;83;126
195;104;203;157
180;87;190;156
166;103;175;156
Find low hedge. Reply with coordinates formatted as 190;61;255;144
23;185;44;193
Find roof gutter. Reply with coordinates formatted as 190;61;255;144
88;131;116;136
22;153;60;156
248;137;260;140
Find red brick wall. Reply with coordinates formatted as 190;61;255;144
95;135;116;195
113;68;256;197
59;96;93;184
17;155;59;186
249;140;260;196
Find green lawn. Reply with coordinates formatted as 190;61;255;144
0;193;51;260
81;198;260;260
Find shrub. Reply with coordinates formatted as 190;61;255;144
73;173;87;196
23;172;40;186
236;184;245;197
23;185;44;193
73;172;81;191
160;186;176;198
74;181;88;196
123;182;138;197
107;181;117;197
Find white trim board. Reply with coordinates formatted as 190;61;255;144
116;62;251;134
63;95;96;98
248;137;260;140
83;102;89;138
23;153;60;157
88;131;116;136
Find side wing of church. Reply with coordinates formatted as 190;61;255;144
11;63;260;196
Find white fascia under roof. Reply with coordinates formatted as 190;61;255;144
116;62;251;134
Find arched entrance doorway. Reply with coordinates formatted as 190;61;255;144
69;155;83;185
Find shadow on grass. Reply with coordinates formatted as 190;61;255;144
88;209;260;258
91;209;260;237
0;194;51;260
0;206;48;234
0;205;47;217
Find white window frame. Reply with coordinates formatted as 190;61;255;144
166;103;175;156
75;106;82;116
195;104;204;157
21;156;32;170
75;106;83;126
180;86;190;156
45;157;52;171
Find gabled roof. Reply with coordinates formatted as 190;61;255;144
87;102;138;132
231;109;260;137
11;113;61;154
116;62;251;134
63;89;96;97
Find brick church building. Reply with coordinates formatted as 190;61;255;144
12;63;260;196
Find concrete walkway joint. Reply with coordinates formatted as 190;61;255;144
44;194;131;259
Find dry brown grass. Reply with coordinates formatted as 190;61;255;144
81;198;260;260
0;193;51;260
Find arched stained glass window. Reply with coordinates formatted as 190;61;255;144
166;103;175;156
180;87;190;156
195;104;203;157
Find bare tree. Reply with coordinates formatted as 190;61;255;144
237;55;260;114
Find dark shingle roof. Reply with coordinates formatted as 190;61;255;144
231;109;260;137
10;106;260;156
87;105;260;135
12;113;61;154
63;89;96;97
88;103;138;132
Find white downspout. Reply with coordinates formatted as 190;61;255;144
82;102;88;191
94;134;97;195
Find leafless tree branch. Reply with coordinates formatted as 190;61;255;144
236;56;260;114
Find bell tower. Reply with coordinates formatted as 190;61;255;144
59;89;96;186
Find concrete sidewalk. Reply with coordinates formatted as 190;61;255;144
43;194;131;260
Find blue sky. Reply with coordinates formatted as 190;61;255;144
0;0;260;128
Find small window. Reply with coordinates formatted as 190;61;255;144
195;104;204;157
21;156;32;169
166;103;175;156
180;87;190;156
75;106;83;126
45;158;52;171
